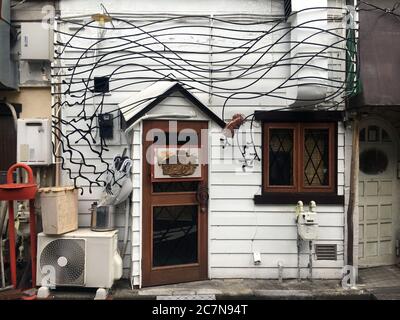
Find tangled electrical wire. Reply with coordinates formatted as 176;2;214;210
51;5;360;194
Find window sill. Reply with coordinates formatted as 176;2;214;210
254;193;344;205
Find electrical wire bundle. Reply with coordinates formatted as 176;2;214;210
51;5;359;193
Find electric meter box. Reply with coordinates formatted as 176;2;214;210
17;119;52;166
20;23;54;61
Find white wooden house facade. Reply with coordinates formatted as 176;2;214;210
55;0;352;287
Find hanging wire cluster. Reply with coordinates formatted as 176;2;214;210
51;5;359;194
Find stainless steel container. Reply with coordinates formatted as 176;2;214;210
90;203;115;232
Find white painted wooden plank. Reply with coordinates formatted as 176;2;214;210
210;211;344;227
210;199;344;212
131;232;140;246
210;267;343;279
210;253;344;268
338;173;345;186
210;185;261;199
210;239;344;254
210;226;344;240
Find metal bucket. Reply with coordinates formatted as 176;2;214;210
90;203;115;232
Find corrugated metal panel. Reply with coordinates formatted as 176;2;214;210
353;1;400;106
0;0;18;90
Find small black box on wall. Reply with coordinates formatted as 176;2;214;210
94;76;110;93
98;113;114;139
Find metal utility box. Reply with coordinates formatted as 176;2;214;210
20;23;54;61
17;119;52;166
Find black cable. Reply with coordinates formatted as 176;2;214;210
50;7;359;191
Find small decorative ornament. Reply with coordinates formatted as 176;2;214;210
153;147;201;179
222;113;245;138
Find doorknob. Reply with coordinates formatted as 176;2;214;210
196;183;209;214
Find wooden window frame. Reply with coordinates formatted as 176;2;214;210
263;122;336;194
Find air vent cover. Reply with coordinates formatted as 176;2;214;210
40;238;86;286
315;244;337;260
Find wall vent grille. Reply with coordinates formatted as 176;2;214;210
315;244;337;260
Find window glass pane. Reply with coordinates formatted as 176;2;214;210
304;129;330;186
269;128;294;186
153;205;198;267
359;128;366;142
368;126;379;142
382;129;392;142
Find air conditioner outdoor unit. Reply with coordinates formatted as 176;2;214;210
36;229;123;295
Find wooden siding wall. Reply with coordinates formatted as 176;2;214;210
58;0;348;284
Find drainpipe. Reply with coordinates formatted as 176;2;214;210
346;116;359;267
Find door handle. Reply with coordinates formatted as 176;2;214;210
196;184;209;214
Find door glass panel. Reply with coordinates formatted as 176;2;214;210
368;126;380;142
153;132;199;146
269;128;294;186
382;129;392;142
303;129;330;186
153;205;198;267
359;128;366;142
153;181;199;193
359;148;388;175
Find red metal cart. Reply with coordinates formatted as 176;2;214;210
0;163;37;289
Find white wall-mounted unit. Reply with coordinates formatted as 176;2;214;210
20;22;54;61
17;118;52;166
36;229;123;289
286;0;330;107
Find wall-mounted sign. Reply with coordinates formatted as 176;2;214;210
152;147;202;181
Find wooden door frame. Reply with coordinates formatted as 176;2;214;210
141;120;208;287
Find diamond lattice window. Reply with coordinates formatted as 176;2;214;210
303;129;329;187
264;123;335;193
269;129;294;186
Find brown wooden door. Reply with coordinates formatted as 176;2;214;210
142;120;208;287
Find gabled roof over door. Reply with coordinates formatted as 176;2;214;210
119;81;226;130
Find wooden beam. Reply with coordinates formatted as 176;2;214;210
346;117;360;266
254;110;344;122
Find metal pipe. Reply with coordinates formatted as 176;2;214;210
0;202;8;288
7;200;17;288
29;199;37;287
278;261;283;283
309;241;313;282
121;199;130;258
297;236;301;282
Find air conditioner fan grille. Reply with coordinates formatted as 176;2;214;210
40;238;85;286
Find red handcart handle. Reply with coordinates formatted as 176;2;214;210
7;163;35;184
